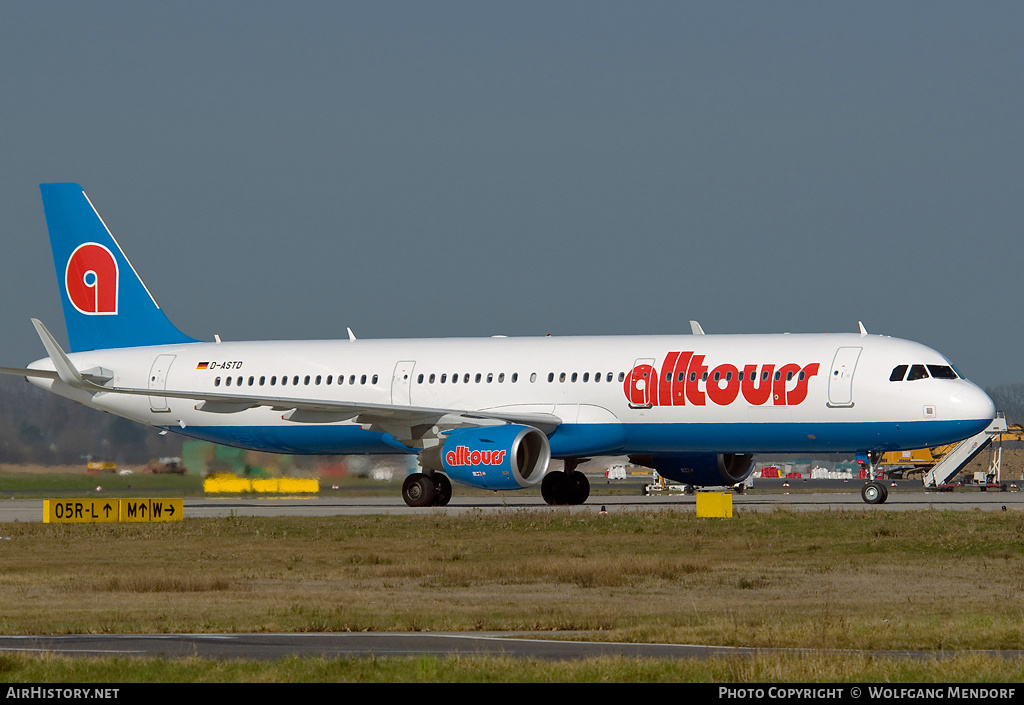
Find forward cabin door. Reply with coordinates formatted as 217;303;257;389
827;347;861;408
148;354;176;412
392;360;416;405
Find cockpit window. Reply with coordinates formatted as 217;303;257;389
891;363;960;382
927;365;958;380
907;364;929;381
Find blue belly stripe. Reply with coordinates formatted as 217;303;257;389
173;417;993;458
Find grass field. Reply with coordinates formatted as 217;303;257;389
2;498;1024;682
2;652;1023;683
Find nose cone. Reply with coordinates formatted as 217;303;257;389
953;381;997;435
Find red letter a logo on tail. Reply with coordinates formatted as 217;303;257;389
65;243;118;315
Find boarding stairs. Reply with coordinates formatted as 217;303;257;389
923;413;1007;488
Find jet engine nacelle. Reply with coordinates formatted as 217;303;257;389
639;453;755;486
424;424;551;491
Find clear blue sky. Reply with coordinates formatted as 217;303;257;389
1;1;1021;388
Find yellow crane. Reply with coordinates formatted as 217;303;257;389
879;423;1024;481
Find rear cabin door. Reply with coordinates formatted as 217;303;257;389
148;354;176;412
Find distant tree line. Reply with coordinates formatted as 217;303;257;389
0;376;182;466
985;384;1024;427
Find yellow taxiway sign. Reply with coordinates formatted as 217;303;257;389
43;499;183;523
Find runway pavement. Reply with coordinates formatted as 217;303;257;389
0;632;762;660
1;482;1021;522
1;632;1019;661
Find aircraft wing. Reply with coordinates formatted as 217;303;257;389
113;384;561;443
7;319;562;445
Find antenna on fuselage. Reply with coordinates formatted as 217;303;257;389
858;322;868;337
347;327;357;341
690;321;705;335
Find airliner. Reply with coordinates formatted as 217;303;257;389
0;183;997;506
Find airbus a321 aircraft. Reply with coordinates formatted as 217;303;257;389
0;184;996;506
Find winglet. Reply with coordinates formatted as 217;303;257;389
31;318;90;389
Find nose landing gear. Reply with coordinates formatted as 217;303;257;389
861;481;888;504
860;451;888;504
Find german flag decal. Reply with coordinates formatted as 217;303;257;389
196;362;209;370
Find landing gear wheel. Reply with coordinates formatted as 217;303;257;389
570;472;590;505
861;481;888;505
541;471;569;505
541;471;590;505
433;474;452;506
402;473;436;507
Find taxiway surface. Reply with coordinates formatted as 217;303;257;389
1;485;1021;522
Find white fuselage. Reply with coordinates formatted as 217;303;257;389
28;331;996;458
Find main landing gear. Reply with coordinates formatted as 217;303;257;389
540;459;591;506
402;472;452;507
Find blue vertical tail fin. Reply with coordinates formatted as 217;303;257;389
39;183;198;352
